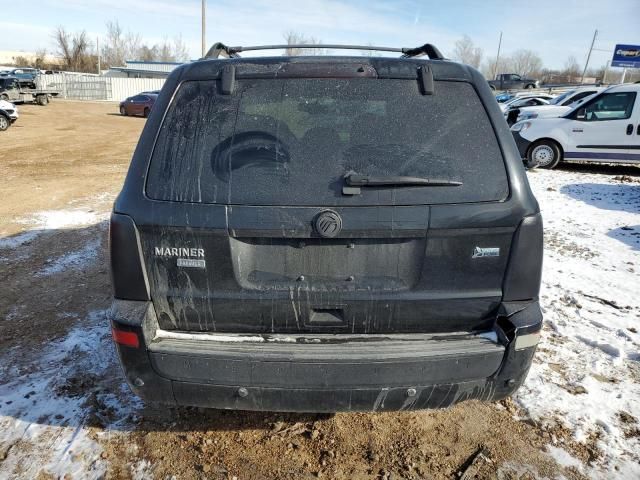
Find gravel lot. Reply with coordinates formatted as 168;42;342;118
1;101;639;479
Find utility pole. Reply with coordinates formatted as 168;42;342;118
201;0;206;57
97;36;101;74
580;29;597;84
493;31;502;80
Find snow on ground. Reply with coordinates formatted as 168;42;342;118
517;169;640;479
0;207;109;250
19;210;104;231
0;311;137;479
35;237;102;277
1;167;638;478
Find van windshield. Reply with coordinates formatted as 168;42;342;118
146;78;508;206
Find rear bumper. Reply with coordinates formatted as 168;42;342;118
109;299;542;412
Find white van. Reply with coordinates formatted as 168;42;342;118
516;87;604;123
511;84;640;168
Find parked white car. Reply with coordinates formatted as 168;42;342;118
511;84;640;168
498;93;555;113
502;96;552;126
0;99;18;131
516;87;605;123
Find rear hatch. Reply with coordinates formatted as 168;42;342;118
140;62;514;334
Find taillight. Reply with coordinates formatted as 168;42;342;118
109;213;150;300
502;213;543;301
111;327;140;348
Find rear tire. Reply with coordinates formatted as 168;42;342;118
527;140;561;169
120;106;127;116
143;107;150;118
36;95;48;106
0;94;8;101
0;115;10;131
524;84;535;89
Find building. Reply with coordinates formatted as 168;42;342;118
104;60;184;78
0;50;62;66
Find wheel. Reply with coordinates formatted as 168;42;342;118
36;95;48;106
0;115;9;131
0;94;8;101
527;140;561;169
120;106;127;116
143;107;150;118
524;84;535;89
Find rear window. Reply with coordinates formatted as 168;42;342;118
146;77;508;206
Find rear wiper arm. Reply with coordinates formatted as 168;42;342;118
343;173;462;195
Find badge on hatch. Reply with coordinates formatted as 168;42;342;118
177;258;206;268
314;210;343;238
472;247;500;258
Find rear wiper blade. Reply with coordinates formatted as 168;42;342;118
343;173;462;195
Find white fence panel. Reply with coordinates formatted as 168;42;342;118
34;73;166;101
109;78;166;101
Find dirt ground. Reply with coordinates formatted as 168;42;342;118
0;100;637;480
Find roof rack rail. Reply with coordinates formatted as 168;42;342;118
203;42;445;60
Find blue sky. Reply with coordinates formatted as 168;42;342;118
2;0;639;69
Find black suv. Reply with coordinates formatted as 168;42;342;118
109;42;543;412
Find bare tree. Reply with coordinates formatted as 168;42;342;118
586;64;606;83
34;48;49;69
158;39;173;62
53;26;95;72
156;36;189;62
481;56;514;79
510;49;543;78
137;45;159;62
283;31;324;56
101;21;188;65
12;56;32;67
562;55;581;82
452;35;483;68
102;20;142;67
171;35;189;62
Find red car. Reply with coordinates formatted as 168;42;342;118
119;93;157;117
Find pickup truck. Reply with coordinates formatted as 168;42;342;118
2;68;39;89
0;76;58;106
488;73;539;91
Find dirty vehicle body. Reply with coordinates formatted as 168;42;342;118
109;42;544;412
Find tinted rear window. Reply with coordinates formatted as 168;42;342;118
146;78;508;206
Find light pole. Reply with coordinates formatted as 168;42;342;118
493;31;502;80
201;0;206;57
580;29;597;84
97;36;101;74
